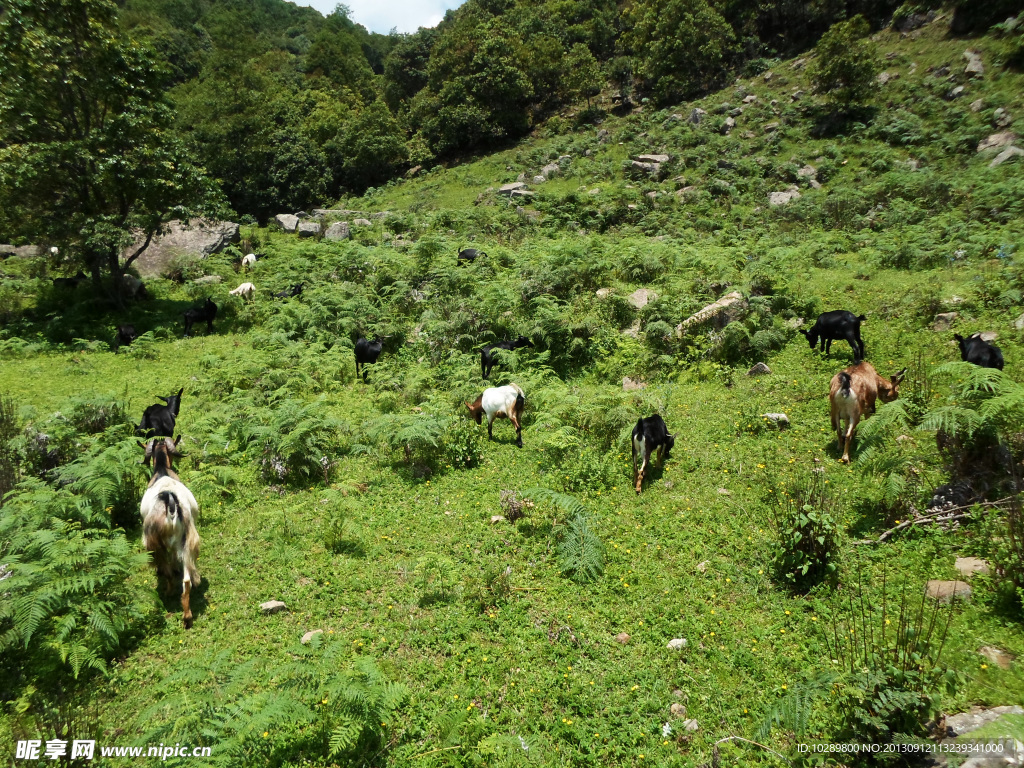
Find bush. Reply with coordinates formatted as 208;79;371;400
769;476;840;590
809;16;880;108
442;416;483;470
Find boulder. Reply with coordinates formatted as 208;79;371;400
540;162;560;179
532;175;546;183
993;107;1012;127
297;221;320;238
596;129;610;143
747;362;772;376
977;132;1016;152
924;580;971;603
933;312;958;330
797;165;818;181
595;288;613;298
955;556;991;578
498;182;528;196
126;219;240;279
630;160;661;178
0;243;49;259
742;94;757;104
1015;312;1024;331
301;629;323;644
970;98;984;112
677;291;746;336
405;165;422;178
790;90;804;101
763;71;773;81
944;705;1023;736
989;146;1024;168
260;600;288;615
769;186;801;206
352;218;373;227
895;10;935;31
636;153;669;164
275;213;299;232
963;48;984;77
722;117;735;135
628;288;657;309
761;413;790;429
764;122;780;133
947;85;965;99
324;221;350;241
688;107;707;125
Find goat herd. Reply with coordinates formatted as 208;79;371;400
125;300;1005;630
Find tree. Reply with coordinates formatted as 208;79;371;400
809;15;881;109
621;0;736;105
562;43;604;106
0;0;224;292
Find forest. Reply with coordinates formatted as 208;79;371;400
2;0;1024;765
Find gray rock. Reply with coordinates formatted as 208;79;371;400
747;362;771;376
540;162;560;179
763;70;773;81
297;221;320;238
667;638;687;650
688;107;707;125
948;85;965;99
1015;312;1024;331
878;71;894;85
324;221;350;241
532;175;546;183
742;94;757;104
595;288;613;298
126;219;241;279
670;703;687;717
614;632;631;644
925;580;972;603
558;155;572;164
978;331;998;341
677;291;746;336
352;218;372;227
405;165;422;178
797;164;818;181
596;129;610;143
722;117;735;134
994;107;1012;127
275;214;299;232
717;488;731;496
964;49;984;77
301;629;323;644
764;122;780;133
933;312;958;330
791;57;807;70
970;98;984;112
636;153;669;163
589;188;601;195
978;646;1015;669
955;557;991;578
192;275;222;286
630;160;661;177
895;10;935;31
490;515;506;524
499;182;528;195
944;705;1023;736
261;600;288;615
628;288;657;309
989;146;1024;168
761;413;790;429
977;132;1017;152
510;190;535;200
623;376;646;392
0;243;49;259
769;186;801;206
681;719;699;732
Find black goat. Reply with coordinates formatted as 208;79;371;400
273;283;304;299
114;324;137;353
183;298;217;338
801;310;866;361
480;336;534;379
354;338;383;382
457;247;487;266
955;333;1004;370
631;415;675;494
53;271;87;289
137;387;184;438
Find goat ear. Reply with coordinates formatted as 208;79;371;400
893;368;908;384
156;396;168;402
137;440;146;450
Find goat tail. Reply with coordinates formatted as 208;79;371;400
856;315;867;322
514;393;525;413
509;382;525;399
157;490;179;520
837;371;852;397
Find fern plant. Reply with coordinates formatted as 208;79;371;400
557;512;605;583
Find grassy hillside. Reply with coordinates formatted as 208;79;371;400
3;13;1024;768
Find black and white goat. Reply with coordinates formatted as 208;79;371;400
631;415;675;494
139;436;201;629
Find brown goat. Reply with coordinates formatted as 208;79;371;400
138;436;201;628
829;362;906;463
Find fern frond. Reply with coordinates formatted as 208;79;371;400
523;487;586;518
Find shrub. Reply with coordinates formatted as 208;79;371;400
442;416;483;470
809;15;880;108
557;512;605;583
769;475;840;590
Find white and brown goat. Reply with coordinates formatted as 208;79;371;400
829;362;906;463
139;436;201;628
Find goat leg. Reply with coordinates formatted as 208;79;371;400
182;575;193;630
635;449;650;494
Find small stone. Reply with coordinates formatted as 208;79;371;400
978;646;1015;670
790;89;804;101
717;488;731;496
947;85;965;99
925;579;972;603
696;560;709;574
769;186;801;206
747;362;771;376
993;107;1012;128
763;70;773;81
978;331;998;341
722;117;735;135
628;288;657;309
970;98;984;112
595;287;613;298
878;71;893;85
301;629;323;644
667;638;687;650
1015;312;1024;331
797;164;818;180
682;719;699;732
963;48;984;77
764;122;780;133
688;107;707;125
533;175;546;183
743;94;757;104
636;154;669;164
670;703;687;717
933;312;958;330
955;556;991;577
490;515;506;524
762;413;790;429
614;632;631;644
261;600;288;615
352;218;372;226
623;376;647;392
589;187;601;195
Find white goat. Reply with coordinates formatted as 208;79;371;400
230;282;255;300
241;253;257;269
139;436;201;629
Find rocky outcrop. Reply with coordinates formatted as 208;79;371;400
676;291;746;336
323;221;350;241
126;219;240;279
275;213;299;232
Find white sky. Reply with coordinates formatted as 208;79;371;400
302;0;465;34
